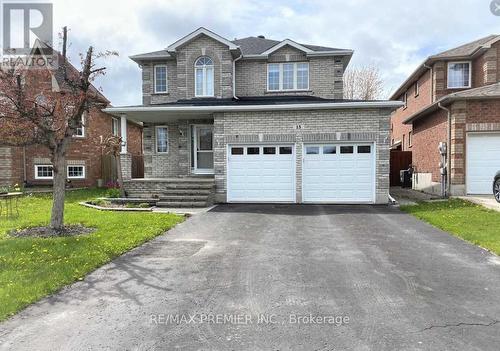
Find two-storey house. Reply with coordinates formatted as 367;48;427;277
105;27;401;206
390;35;500;196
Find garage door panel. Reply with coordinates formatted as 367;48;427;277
228;145;295;202
303;143;375;203
467;134;500;195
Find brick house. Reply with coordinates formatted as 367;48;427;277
390;35;500;196
105;27;402;206
0;62;143;188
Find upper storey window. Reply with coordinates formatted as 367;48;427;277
447;62;471;89
195;56;214;97
154;65;168;93
267;62;309;91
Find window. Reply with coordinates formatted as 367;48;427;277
340;146;354;154
263;147;276;155
156;126;168;153
231;147;244;155
154;65;168;93
306;146;320;155
415;81;419;97
323;146;336;154
268;64;280;91
35;165;53;179
408;131;412;147
112;117;119;136
403;92;408;109
279;146;292;155
402;134;405;151
67;165;85;179
247;147;260;155
358;145;371;154
195;56;214;97
73;113;85;137
447;62;471;89
267;62;309;91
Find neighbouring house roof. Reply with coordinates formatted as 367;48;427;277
390;34;500;100
130;27;353;63
403;82;500;124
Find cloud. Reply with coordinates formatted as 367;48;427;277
50;0;500;103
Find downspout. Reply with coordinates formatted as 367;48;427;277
232;53;243;99
423;63;433;103
437;102;451;197
22;146;27;184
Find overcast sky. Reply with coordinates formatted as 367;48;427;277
50;0;500;106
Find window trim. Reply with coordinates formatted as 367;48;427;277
447;61;472;89
73;113;85;138
403;91;408;109
267;62;310;92
112;117;119;136
414;81;419;97
408;131;412;148
155;125;169;154
34;165;53;180
194;56;214;97
154;64;168;94
67;165;86;179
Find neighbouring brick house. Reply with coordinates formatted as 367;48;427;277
105;27;401;206
0;62;143;188
390;35;500;196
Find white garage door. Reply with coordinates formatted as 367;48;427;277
303;143;375;203
467;133;500;194
227;145;295;202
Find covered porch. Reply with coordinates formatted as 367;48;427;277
106;108;216;180
104;107;217;206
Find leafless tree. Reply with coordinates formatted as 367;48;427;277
344;65;384;100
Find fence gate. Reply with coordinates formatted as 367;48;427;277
390;151;412;186
101;155;117;184
131;155;144;179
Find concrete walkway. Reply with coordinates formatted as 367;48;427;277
459;195;500;212
0;204;499;350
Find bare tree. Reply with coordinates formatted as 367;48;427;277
0;27;116;231
344;65;384;100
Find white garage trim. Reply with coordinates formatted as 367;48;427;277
466;132;500;195
226;144;296;203
301;142;377;204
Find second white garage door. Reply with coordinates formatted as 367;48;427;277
467;133;500;194
227;145;295;202
302;143;375;203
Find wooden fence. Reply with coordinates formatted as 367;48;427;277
390;151;412;186
101;155;117;184
131;155;144;179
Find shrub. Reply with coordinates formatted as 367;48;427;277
106;188;121;198
105;180;120;189
90;199;111;207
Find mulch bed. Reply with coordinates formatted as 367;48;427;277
9;225;95;238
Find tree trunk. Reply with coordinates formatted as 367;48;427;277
50;151;66;230
115;153;126;198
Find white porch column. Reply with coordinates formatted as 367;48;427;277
120;114;128;154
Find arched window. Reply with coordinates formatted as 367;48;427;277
195;56;214;97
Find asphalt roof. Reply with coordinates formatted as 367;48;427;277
113;95;386;108
131;35;348;61
403;82;500;125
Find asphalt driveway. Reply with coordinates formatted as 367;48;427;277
1;204;500;350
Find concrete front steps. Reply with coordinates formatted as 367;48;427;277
155;178;215;208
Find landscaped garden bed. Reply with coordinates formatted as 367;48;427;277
82;198;156;211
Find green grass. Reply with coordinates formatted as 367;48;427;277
401;199;500;255
0;189;184;321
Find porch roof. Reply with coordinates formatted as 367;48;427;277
103;96;403;123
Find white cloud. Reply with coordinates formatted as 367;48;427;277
49;0;500;104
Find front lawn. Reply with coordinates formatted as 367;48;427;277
0;189;183;321
401;199;500;255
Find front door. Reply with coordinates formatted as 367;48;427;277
192;125;214;174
